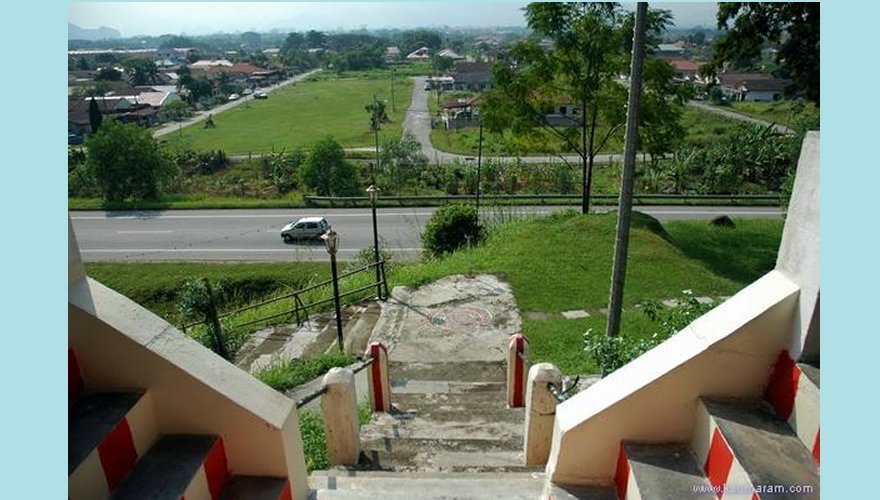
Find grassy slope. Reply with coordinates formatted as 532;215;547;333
176;75;413;154
86;213;783;375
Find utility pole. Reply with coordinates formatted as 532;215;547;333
606;2;648;339
476;122;483;218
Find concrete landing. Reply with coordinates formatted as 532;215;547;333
624;443;714;499
309;471;547;499
370;275;522;362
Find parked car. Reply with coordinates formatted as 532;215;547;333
68;133;84;145
281;217;330;242
254;91;268;100
243;88;254;95
228;93;240;101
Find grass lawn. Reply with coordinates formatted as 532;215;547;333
86;212;783;376
174;74;413;154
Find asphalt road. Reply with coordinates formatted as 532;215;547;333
70;205;782;262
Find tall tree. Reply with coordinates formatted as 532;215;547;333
88;97;103;134
705;2;820;105
484;2;675;214
85;119;176;201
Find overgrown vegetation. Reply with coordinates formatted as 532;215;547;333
255;352;355;391
584;290;715;375
298;400;373;472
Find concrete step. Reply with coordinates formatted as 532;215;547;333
356;445;532;473
112;434;224;500
220;475;291;500
389;394;523;423
308;470;547;499
546;483;619;500
695;397;820;500
362;414;523;444
619;443;714;499
391;379;506;395
765;353;820;465
69;390;158;500
388;361;507;384
69;391;145;475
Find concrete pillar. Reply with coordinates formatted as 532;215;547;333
321;367;360;465
366;342;390;413
507;333;529;408
524;363;562;466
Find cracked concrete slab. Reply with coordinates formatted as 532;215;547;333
370;275;522;362
561;310;590;319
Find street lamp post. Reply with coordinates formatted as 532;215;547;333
366;185;383;300
322;229;345;353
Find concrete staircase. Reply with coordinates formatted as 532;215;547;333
308;360;602;498
614;353;820;500
68;348;292;500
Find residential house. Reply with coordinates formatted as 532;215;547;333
718;72;791;102
406;46;431;59
655;43;689;59
67;87;180;134
437;48;464;60
441;96;481;129
665;58;703;83
189;62;280;89
450;61;492;91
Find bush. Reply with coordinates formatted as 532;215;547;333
421;203;484;258
584;290;715;375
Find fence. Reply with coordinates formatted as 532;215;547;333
304;193;780;208
181;260;389;335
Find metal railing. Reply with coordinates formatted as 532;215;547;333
294;356;375;409
181;261;389;334
517;351;580;403
304;193;781;208
547;376;581;403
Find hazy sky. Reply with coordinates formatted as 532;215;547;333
68;2;720;37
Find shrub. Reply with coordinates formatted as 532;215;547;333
421;203;484;258
584;290;715;375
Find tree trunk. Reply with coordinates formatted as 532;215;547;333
606;2;648;339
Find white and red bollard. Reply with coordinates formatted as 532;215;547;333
321;367;360;465
524;363;562;466
507;333;529;408
366;342;390;413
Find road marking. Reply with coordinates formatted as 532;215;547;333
71;212;435;220
116;230;173;234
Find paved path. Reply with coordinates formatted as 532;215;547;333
686;100;793;134
402;76;622;166
151;69;323;138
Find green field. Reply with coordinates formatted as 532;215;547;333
175;74;413;154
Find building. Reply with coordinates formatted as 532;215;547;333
718;72;791;102
450;61;492;91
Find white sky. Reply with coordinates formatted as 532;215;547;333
68;2;720;37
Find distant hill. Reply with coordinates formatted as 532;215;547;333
69;23;121;41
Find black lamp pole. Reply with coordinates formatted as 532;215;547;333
367;185;383;300
476;122;483;218
322;229;345;353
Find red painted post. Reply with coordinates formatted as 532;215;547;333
366;342;390;412
507;333;529;408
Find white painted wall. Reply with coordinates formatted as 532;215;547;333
545;271;799;485
776;131;820;361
